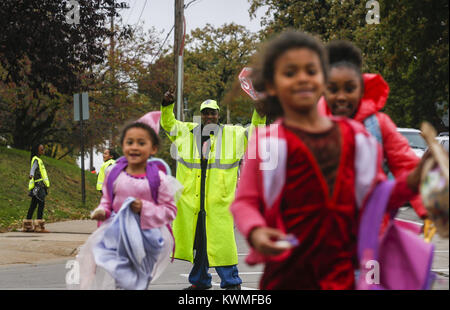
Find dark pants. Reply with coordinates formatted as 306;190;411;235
27;196;45;220
188;209;242;288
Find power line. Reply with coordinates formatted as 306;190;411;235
126;0;137;24
150;0;200;64
135;0;148;26
184;0;202;10
151;25;175;63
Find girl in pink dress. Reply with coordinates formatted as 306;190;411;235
75;113;182;290
91;121;180;229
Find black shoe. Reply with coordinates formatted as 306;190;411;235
183;284;212;290
224;284;241;290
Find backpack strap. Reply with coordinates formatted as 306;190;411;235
363;114;383;146
106;157;128;203
363;114;393;176
145;160;161;204
357;180;395;262
106;156;162;204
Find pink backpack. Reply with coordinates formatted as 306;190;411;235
357;180;435;290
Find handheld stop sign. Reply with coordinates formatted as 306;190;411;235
238;67;264;101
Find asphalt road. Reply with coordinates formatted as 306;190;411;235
0;208;447;290
0;229;263;290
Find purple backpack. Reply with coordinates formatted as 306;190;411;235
357;180;435;290
105;156;175;260
106;156;163;204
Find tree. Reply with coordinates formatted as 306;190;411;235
83;23;163;149
248;0;449;130
360;0;449;130
137;23;260;171
183;23;260;124
0;0;112;150
139;23;260;125
248;0;367;41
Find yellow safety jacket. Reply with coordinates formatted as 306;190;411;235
96;159;116;191
28;156;50;190
161;103;265;266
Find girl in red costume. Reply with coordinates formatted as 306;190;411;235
318;40;430;232
230;30;428;290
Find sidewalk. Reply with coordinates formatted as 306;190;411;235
0;220;97;266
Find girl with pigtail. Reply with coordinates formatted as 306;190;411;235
230;30;431;289
319;40;432;238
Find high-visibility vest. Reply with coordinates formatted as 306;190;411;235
161;103;266;266
28;156;50;190
96;159;116;191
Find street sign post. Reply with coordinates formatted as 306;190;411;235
74;92;89;121
74;92;89;204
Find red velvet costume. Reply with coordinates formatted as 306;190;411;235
230;118;417;290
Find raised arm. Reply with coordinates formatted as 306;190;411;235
160;91;176;130
247;110;266;141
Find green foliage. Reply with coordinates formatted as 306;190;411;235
0;146;100;232
366;0;449;129
249;0;367;41
248;0;449;130
0;0;112;151
181;23;260;124
0;2;163;155
80;23;163;149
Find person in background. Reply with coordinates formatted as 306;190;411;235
23;144;50;233
319;40;430;236
96;148;119;193
160;90;266;290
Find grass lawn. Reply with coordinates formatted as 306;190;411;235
0;146;101;232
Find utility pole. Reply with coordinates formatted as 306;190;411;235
109;6;115;147
79;94;86;204
106;0;129;147
174;0;185;121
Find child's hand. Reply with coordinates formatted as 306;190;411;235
249;227;291;256
131;199;143;214
91;208;106;221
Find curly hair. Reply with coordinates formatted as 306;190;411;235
251;30;328;121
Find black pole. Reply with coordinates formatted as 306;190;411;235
79;94;86;205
